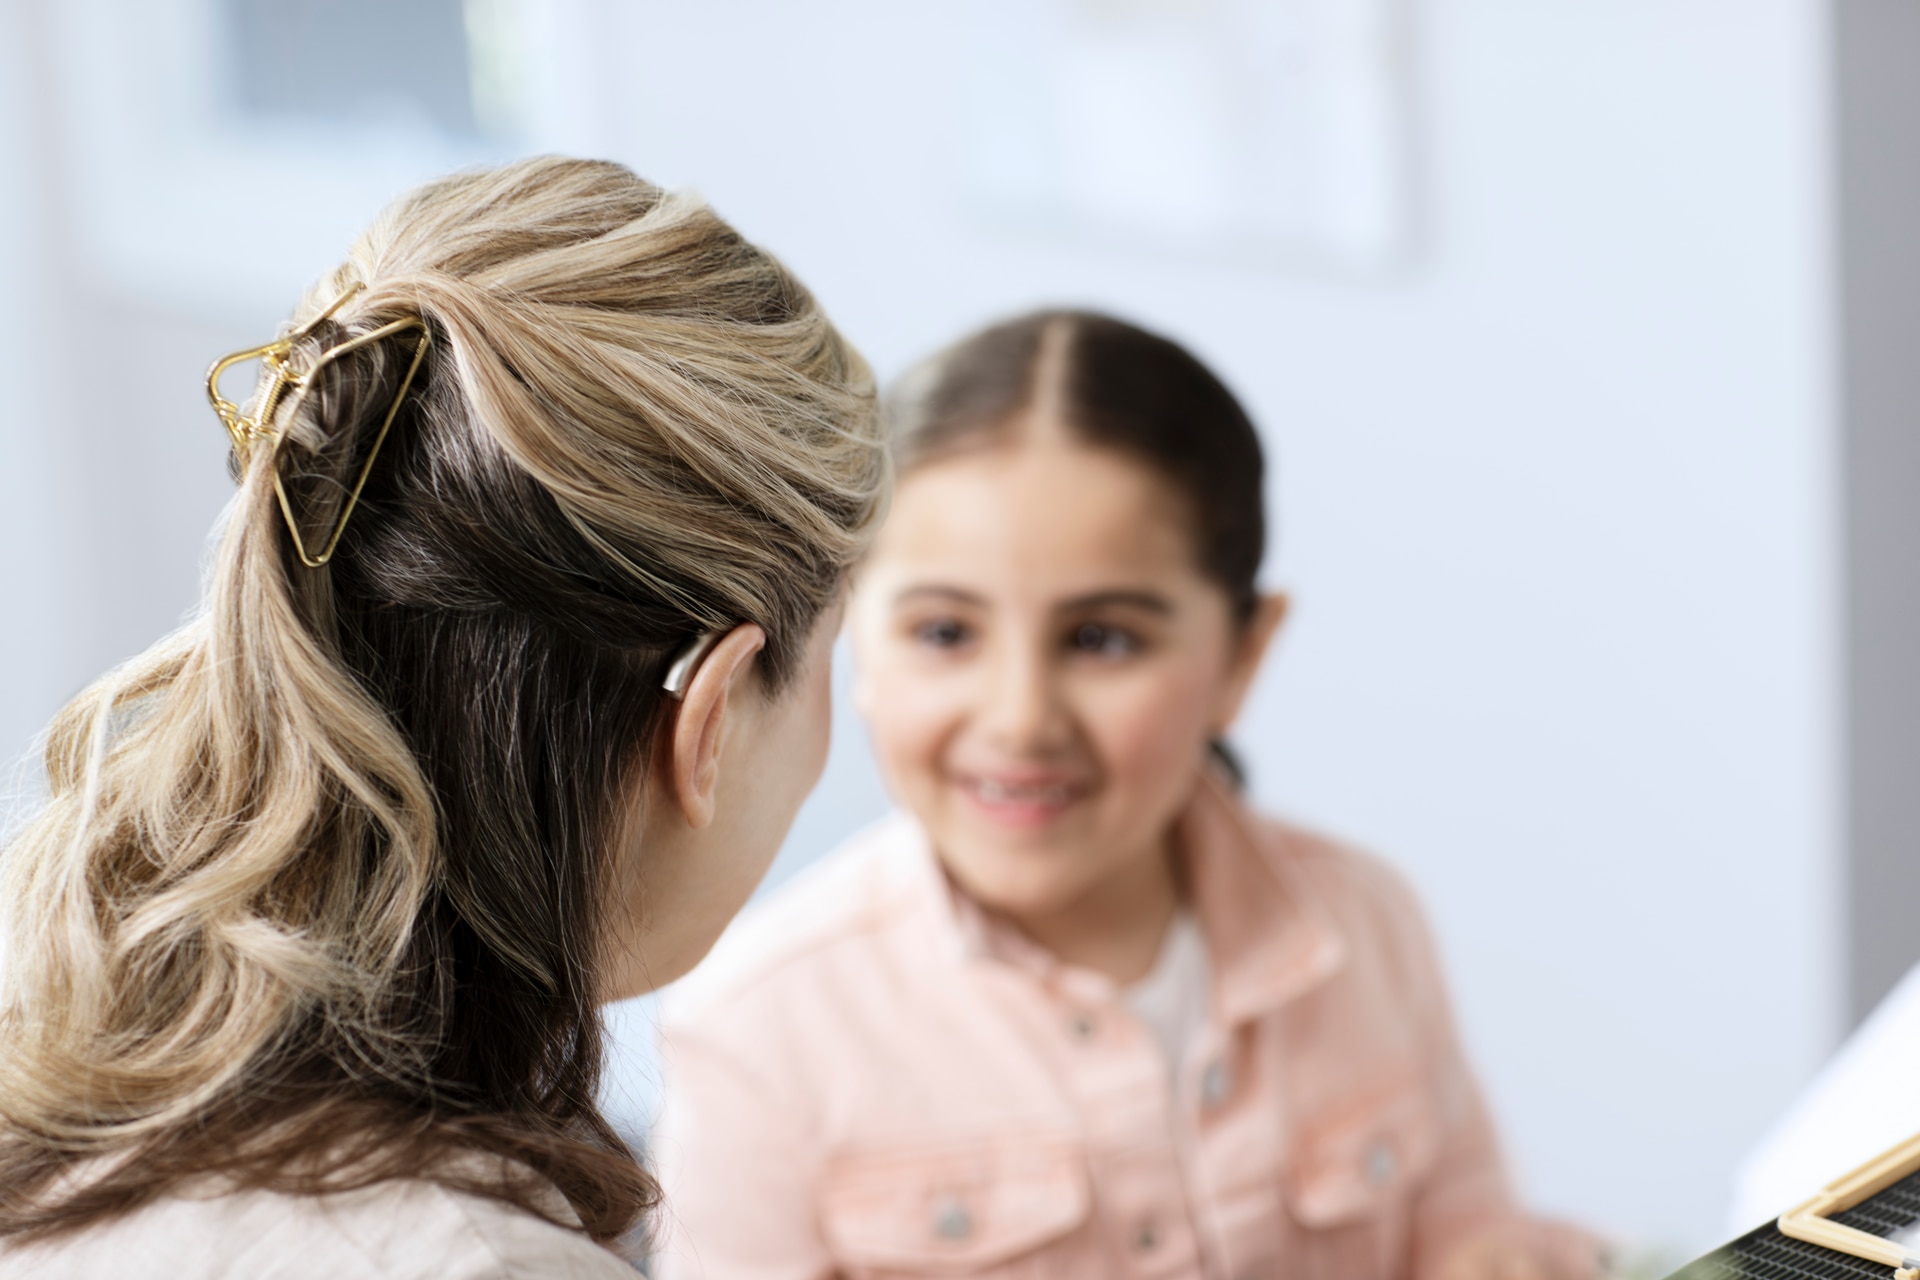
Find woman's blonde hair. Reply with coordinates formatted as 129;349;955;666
0;157;884;1243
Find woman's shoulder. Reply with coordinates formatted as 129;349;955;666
0;1178;636;1280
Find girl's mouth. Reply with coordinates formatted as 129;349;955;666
956;772;1090;827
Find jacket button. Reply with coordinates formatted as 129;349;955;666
1365;1140;1397;1187
932;1197;972;1240
1201;1060;1232;1108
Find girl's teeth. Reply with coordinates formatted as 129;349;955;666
976;780;1069;804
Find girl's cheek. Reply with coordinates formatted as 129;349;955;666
862;659;971;785
1082;662;1222;784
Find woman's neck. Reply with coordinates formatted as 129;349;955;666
1008;839;1183;986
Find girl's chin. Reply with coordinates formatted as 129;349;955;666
946;862;1089;922
934;831;1110;916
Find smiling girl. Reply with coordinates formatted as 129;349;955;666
654;312;1596;1280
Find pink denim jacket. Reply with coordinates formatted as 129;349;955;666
654;777;1585;1280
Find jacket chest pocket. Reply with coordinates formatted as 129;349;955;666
1281;1076;1440;1279
818;1133;1091;1278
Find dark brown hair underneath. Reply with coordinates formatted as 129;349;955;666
887;310;1266;622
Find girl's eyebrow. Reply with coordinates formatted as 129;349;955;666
892;584;986;607
1057;589;1174;615
890;585;1173;615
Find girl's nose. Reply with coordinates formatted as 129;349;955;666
979;640;1069;754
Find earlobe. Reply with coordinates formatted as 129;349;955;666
667;623;768;830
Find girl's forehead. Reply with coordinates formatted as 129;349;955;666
871;443;1201;587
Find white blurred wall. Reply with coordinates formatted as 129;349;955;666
0;0;1857;1254
0;0;62;807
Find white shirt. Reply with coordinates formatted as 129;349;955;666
1728;960;1920;1233
0;1177;639;1279
1125;910;1212;1069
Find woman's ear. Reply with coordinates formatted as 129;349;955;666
1213;591;1289;733
667;623;768;830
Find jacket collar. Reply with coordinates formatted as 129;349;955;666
1180;774;1346;1025
902;773;1347;1026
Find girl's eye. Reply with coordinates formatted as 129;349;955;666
912;618;973;650
1069;622;1139;657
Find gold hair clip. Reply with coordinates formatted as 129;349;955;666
206;282;432;568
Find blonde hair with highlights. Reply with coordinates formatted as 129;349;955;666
0;157;884;1243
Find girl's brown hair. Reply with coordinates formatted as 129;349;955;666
0;157;885;1245
887;309;1266;621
